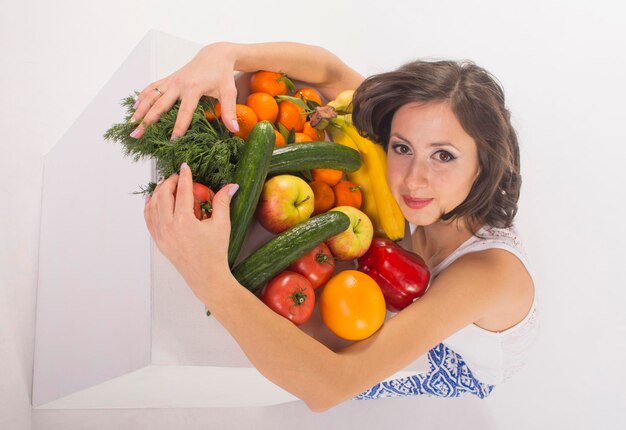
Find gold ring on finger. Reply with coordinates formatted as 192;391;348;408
154;87;163;96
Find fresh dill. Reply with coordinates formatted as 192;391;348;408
103;94;245;193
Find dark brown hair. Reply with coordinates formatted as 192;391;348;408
352;60;521;230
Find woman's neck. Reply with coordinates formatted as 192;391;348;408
411;218;478;269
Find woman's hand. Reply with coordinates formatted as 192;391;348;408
130;43;240;141
144;162;239;304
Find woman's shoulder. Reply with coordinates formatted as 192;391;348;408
435;223;531;278
468;223;535;308
453;245;533;291
405;222;535;332
437;244;529;289
442;244;535;332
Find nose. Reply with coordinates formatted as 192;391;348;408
405;157;429;192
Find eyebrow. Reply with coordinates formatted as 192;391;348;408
391;132;460;151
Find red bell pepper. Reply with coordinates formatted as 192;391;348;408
357;238;430;312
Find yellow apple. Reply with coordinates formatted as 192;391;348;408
326;206;373;260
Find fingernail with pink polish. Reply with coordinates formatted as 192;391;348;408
145;193;152;204
133;99;140;109
130;126;144;139
232;120;240;133
228;184;240;197
181;162;189;171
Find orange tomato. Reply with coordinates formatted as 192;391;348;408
234;104;258;139
311;168;343;186
250;71;288;97
319;270;386;340
309;180;335;215
294;132;312;143
333;181;362;209
274;129;286;147
295;87;323;106
276;100;305;132
246;92;279;123
302;121;326;141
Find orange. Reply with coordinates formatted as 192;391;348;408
295;87;323;106
333;181;362;209
250;71;288;97
311;168;343;186
319;270;386;340
234;104;258;139
294;132;312;143
276;100;305;132
246;92;279;123
309;181;335;215
204;101;221;120
274;129;286;147
302;121;326;141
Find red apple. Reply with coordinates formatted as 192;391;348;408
256;175;315;233
326;206;374;260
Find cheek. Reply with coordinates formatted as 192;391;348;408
429;167;453;189
443;168;477;201
386;157;406;194
426;167;465;204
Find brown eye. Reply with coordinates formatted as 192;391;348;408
392;143;412;155
436;150;455;162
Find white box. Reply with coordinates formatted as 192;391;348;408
33;30;425;409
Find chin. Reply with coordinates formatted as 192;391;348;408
407;217;438;228
401;206;439;227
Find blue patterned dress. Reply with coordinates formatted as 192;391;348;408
353;343;495;400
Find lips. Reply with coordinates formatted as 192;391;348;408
402;196;433;209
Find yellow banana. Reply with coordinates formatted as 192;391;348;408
333;115;406;241
327;89;355;113
325;122;358;151
326;125;386;237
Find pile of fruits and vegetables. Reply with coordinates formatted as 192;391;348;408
104;71;431;341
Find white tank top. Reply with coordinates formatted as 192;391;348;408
398;223;540;386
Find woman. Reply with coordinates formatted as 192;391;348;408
135;42;538;411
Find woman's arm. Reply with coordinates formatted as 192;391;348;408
145;165;529;412
228;42;364;100
131;42;364;140
209;249;525;412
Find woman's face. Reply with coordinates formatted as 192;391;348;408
386;101;480;227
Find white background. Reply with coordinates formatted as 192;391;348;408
2;0;625;429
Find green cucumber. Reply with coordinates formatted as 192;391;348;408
228;121;276;267
232;211;350;293
268;141;361;174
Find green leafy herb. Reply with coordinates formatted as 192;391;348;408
103;94;245;192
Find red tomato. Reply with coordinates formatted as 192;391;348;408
192;182;215;220
288;242;336;289
261;271;315;325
